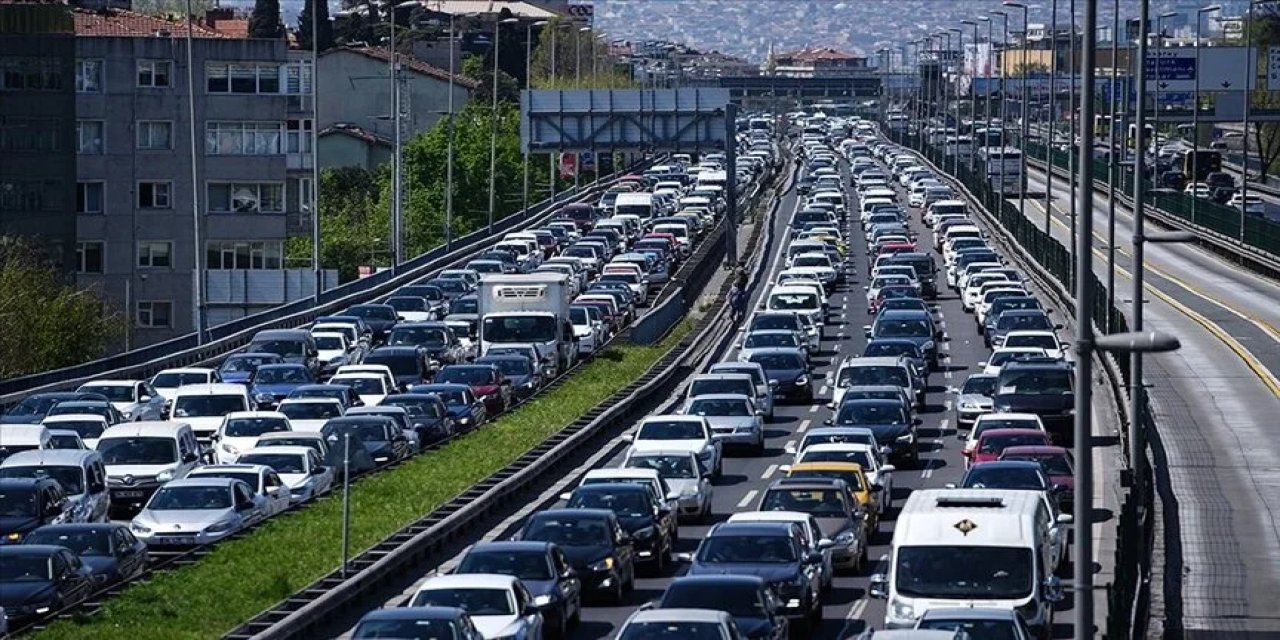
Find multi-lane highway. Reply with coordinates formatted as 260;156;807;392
321;134;1088;639
1016;162;1280;634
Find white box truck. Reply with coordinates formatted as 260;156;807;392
477;273;577;378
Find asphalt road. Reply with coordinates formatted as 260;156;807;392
1015;164;1280;634
332;148;1083;639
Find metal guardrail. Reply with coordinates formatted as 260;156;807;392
0;166;650;408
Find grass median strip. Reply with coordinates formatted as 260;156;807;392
35;321;694;640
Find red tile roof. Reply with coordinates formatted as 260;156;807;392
74;8;232;38
319;123;392;147
324;46;481;90
778;47;859;61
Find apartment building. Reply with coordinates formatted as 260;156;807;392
73;8;329;347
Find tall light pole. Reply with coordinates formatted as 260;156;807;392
389;4;403;272
1068;0;1077;268
1006;2;1031;223
991;10;1009;195
1193;5;1223;226
522;20;548;215
488;17;519;233
1106;0;1121;332
1245;2;1266;240
1046;0;1059;233
310;0;323;302
982;17;993;151
1154;12;1180;153
962;20;982;174
184;0;205;343
949;27;964;176
445;13;456;248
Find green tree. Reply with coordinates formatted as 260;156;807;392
0;238;124;379
296;0;334;52
462;52;520;105
528;18;636;89
286;166;390;281
247;0;284;39
1249;6;1280;180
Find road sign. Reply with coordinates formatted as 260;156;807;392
568;0;593;23
1144;47;1255;92
1269;47;1280;91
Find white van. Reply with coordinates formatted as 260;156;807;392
96;420;202;515
0;423;53;460
869;489;1066;634
171;383;254;442
0;449;110;522
765;285;824;328
614;192;656;220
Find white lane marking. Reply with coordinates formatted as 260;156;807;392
847;596;868;621
809;404;820;413
783;440;796;453
944;370;953;379
944;399;953;411
762;464;779;479
738;490;759;508
819;384;830;395
834;343;842;352
798;419;811;433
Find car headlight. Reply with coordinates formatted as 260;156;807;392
890;597;916;620
131;522;152;534
533;594;554;607
959;400;978;409
156;469;175;483
922;341;935;352
795;375;809;385
121;409;134;420
589;557;615;571
204;519;237;534
835;530;857;545
681;485;700;497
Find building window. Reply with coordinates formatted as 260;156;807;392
76;242;104;274
284;61;312;95
136;301;172;328
299;177;313;211
0;180;63;212
137;241;172;268
207;182;285;213
136;120;173;150
205;121;282;155
0;57;64;91
206;63;282;94
75;59;103;93
206;241;283;269
138;181;172;209
0;118;61;153
137;60;172;88
76;120;104;154
286;119;313;154
77;182;105;214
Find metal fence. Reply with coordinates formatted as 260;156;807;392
901;132;1150;639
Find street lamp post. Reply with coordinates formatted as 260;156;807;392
1106;0;1121;332
991;11;1009;196
1154;12;1180;154
961;20;982;174
1068;0;1077;271
1046;0;1058;233
522;21;549;215
1005;2;1031;224
488;17;519;233
982;17;993;155
949;27;964;176
445;13;456;248
1193;5;1223;226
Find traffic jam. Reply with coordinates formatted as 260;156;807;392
0;146;773;631
328;113;1079;640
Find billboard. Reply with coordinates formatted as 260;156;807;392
1144;47;1256;92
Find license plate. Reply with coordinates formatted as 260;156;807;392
163;537;197;545
115;490;145;499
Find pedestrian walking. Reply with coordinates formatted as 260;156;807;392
728;284;747;324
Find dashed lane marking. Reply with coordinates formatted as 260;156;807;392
738;490;759;509
798;419;811;433
761;464;778;479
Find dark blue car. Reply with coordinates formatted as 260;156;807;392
654;574;789;640
218;352;285;385
22;523;148;587
830;398;920;465
248;363;315;408
1;392;109;425
352;606;479;640
408;383;486;430
866;309;940;370
454;541;582;638
0;545;95;624
378;393;454;444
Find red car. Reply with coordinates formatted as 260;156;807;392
1000;445;1075;498
559;203;598;231
966;428;1052;467
434;364;510;417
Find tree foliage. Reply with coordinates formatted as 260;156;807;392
286;166;388;282
528;17;636;89
296;0;334;52
0;238;124;379
1248;5;1280;179
247;0;284;39
462;53;520;105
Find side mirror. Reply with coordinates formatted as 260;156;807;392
817;538;836;550
944;482;958;489
558;492;573;502
236;501;254;512
1057;513;1074;525
313;465;328;475
674;552;694;563
778;464;792;474
805;551;824;564
870;483;884;493
182;452;198;464
868;573;889;599
880;465;897;474
1055;323;1065;330
139;395;152;403
665;491;681;501
913;418;922;426
621;434;634;443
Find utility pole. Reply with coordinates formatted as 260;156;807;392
1107;0;1120;332
310;0;322;302
389;8;403;272
1069;0;1077;280
185;0;205;343
1046;0;1058;233
445;13;455;248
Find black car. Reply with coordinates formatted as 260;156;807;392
516;508;635;604
1;392;110;425
286;384;364;408
0;545;95;623
474;355;542;400
314;422;377;478
387;322;466;367
22;523;148;586
653;575;788;640
563;483;675;574
43;400;126;427
988;309;1059;349
343;304;400;344
746;348;814;403
320;416;410;466
454;541;582;638
0;478;69;545
830;398;921;464
363;346;432;390
378;393;454;445
994;358;1075;445
982;296;1043;336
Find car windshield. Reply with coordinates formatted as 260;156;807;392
788;469;864;491
998;314;1053;331
254;368;310;384
998;370;1072;395
313;335;345;350
524;516;611;546
744;333;798;349
800;449;873;468
457;550;551;581
638;420;703;440
222;416;290;438
363;354;419;376
962;376;997;396
46;403;111;421
410;588;513;615
388;298;427;312
768;292;818;310
353;618;459;639
619;621;728;640
0;555;51;582
333;378;386;395
0;487;38;517
837;366;907;388
626;455;697;479
874;319;930;338
660;584;766;618
1012;453;1072;476
6;396;63;417
198;471;260;491
436;368;494;386
836;403;906;425
148;486;232;510
451;297;479;314
689;380;753;397
250;340;305;357
238;453;307;474
964;467;1046;490
78;385;134;402
1005;334;1058;350
97;437;176;465
750;316;799;332
24;529;113;556
570;307;591;325
174;395;245;418
382;398;443;418
697;534;797;563
348;306;397;321
567;490;651;517
761;486;848;515
390;328;449;347
333;422;390;442
482;316;557;343
480;359;532;376
981;434;1048;453
221;356;274;373
601;274;639;285
46;419;106;439
864;342;919;359
687;398;751;417
749;353;804;370
974;419;1039;435
0;465;83;494
279;402;343;420
794;256;828;268
895;546;1034;599
917;618;1021;640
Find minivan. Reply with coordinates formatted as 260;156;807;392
96;421;202;516
247;329;320;377
0;449;110;523
0;424;52;463
171;383;254;442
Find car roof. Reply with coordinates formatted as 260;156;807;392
360;606;467;622
0;449;99;467
100;421;190;438
416;573;519;590
686;393;752;402
531;508;614;522
978;428;1050;438
586;468;661;480
626;608;733;624
919;606;1021;621
225;411;288;420
162;477;241;489
968;460;1045;471
41;413;109;423
174;383;248;395
81;379;139;387
241;446;313;457
708;521;795;537
840;356;907;367
1002;445;1069;456
667;574;766;588
467;540;553;554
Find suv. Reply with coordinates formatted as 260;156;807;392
865;309;942;371
993;358;1075;445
